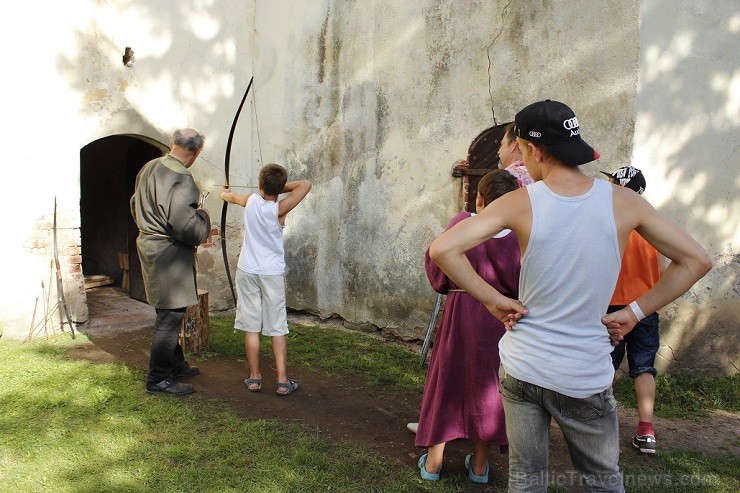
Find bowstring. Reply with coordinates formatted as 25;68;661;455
252;82;264;172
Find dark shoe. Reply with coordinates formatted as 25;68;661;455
633;434;656;454
146;378;194;395
172;365;200;378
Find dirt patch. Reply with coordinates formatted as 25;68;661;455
69;287;738;492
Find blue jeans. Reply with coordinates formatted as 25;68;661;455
499;369;624;493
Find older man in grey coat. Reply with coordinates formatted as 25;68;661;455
131;128;211;395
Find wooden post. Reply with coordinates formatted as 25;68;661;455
179;289;209;354
118;253;130;293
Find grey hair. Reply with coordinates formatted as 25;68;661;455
172;129;205;152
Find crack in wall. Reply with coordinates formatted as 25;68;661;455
663;344;678;362
486;1;511;124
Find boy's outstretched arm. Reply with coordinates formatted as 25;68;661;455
220;188;250;207
278;180;312;220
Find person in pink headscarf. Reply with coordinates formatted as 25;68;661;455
498;122;534;187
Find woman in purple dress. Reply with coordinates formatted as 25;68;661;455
416;169;521;484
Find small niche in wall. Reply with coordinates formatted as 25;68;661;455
122;47;135;67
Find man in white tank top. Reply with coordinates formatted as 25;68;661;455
429;100;712;492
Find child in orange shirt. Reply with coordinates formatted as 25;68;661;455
602;166;664;454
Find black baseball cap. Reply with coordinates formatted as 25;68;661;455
514;100;600;166
600;166;646;195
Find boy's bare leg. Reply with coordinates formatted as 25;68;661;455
272;334;288;385
245;332;261;389
634;373;655;424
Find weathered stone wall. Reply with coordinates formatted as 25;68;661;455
0;0;254;338
0;0;736;374
631;0;739;374
194;1;642;342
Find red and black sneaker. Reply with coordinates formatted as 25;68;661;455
633;434;657;454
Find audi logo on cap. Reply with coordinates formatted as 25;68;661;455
563;117;579;130
529;131;542;138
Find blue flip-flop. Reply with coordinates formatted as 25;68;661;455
418;453;441;481
465;453;489;484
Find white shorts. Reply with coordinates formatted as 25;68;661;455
234;269;289;336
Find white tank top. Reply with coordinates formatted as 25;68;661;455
237;194;285;275
499;179;621;398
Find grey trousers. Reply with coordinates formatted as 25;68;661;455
499;368;624;493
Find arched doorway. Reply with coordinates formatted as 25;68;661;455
80;134;167;302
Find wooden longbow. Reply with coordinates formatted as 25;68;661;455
221;77;254;305
53;197;76;338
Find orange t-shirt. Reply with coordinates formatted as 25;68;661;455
610;231;661;305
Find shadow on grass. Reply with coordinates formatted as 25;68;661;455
0;339;432;493
2;324;738;493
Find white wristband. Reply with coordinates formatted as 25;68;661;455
629;301;646;321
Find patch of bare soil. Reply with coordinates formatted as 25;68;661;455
68;288;738;492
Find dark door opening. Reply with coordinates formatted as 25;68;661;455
80;135;167;302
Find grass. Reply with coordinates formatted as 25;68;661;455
613;372;740;418
0;336;427;493
1;316;737;492
208;315;426;391
618;448;739;493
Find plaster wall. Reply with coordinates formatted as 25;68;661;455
631;0;739;374
224;0;640;340
0;1;735;374
0;0;254;338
